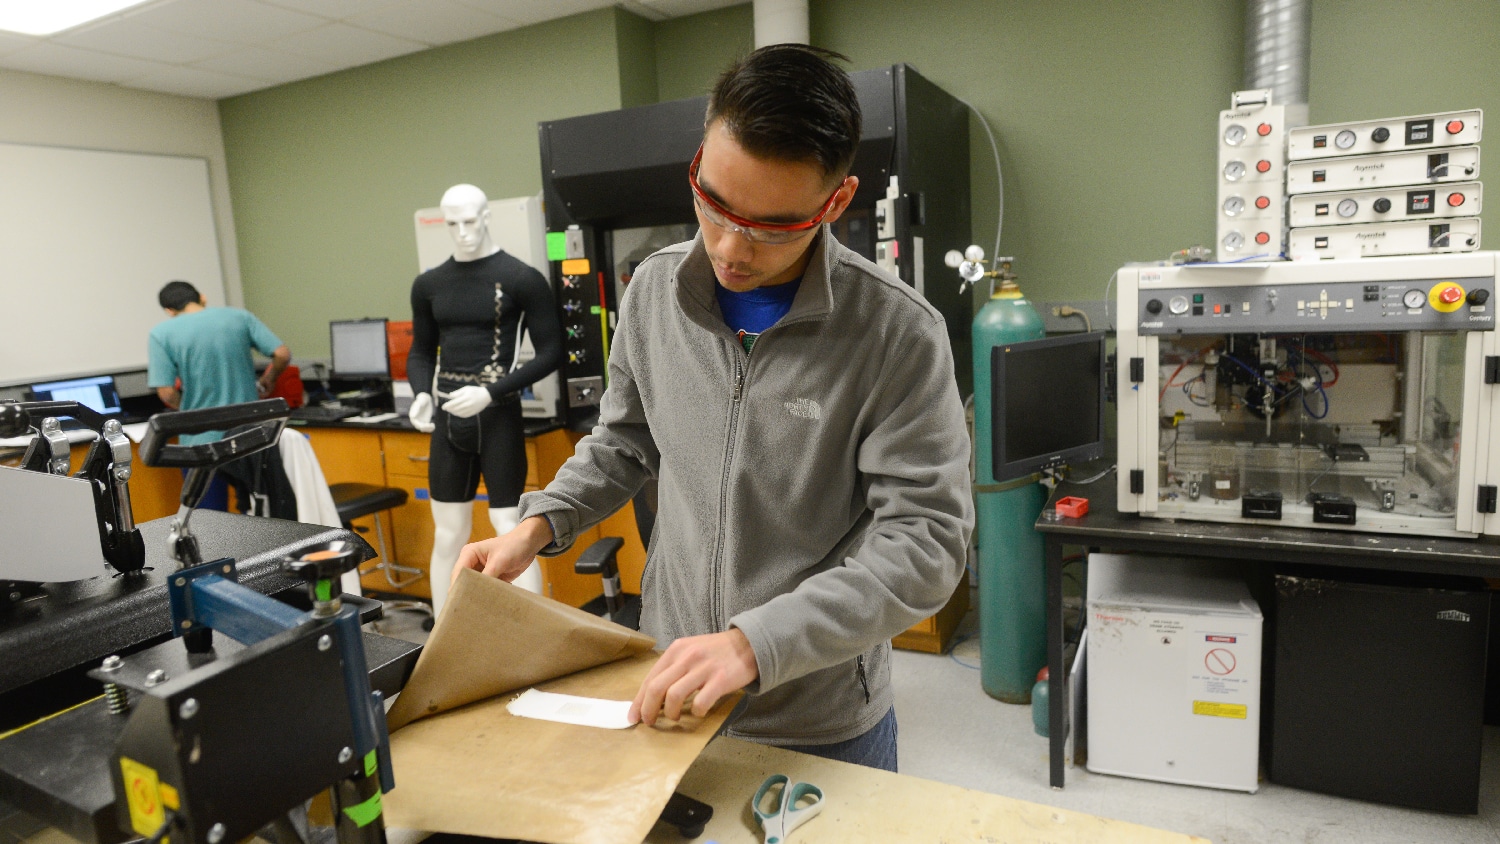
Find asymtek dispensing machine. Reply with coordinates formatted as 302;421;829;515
1116;251;1500;539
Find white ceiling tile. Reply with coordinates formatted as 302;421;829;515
127;0;327;45
268;22;425;66
637;0;747;17
348;0;519;46
56;19;239;64
455;0;611;27
125;64;267;98
0;43;165;84
258;0;402;20
191;45;343;82
0;30;39;57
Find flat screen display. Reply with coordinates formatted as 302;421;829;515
28;375;122;415
330;319;390;379
991;332;1106;481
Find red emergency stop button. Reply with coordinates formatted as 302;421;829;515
1448;192;1466;207
1447;120;1465;135
1257;123;1273;136
1255;232;1270;245
1256;160;1272;173
1440;285;1463;304
1255;196;1271;209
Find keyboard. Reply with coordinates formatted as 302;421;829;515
290;405;360;422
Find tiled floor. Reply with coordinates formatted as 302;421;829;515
5;595;1497;844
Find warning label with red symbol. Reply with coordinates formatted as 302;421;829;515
1189;629;1258;717
1205;648;1237;675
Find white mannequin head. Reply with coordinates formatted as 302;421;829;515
441;184;499;262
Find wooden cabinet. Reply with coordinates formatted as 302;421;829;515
891;570;970;654
303;426;641;608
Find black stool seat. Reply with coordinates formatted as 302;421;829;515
330;483;409;524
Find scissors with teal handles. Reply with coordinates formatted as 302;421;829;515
752;773;824;844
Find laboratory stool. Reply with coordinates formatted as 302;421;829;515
329;482;432;626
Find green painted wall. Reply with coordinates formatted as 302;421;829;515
616;7;659;109
654;4;754;102
219;9;638;359
222;0;1500;355
1309;0;1500;124
813;0;1245;311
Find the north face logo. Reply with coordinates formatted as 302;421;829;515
785;398;821;420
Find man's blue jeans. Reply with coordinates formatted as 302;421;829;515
782;707;898;772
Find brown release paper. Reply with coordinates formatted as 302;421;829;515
386;567;656;731
381;568;741;843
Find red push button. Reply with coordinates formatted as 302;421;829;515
1255;232;1270;245
1257;123;1273;136
1448;192;1466;207
1256;160;1271;173
1255;196;1271;209
1440;285;1464;304
1447;120;1465;135
1213;304;1222;314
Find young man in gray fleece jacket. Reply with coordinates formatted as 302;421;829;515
454;44;973;771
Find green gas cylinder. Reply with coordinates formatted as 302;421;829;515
972;267;1047;703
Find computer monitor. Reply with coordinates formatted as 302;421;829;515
330;319;391;379
991;331;1106;482
28;375;122;415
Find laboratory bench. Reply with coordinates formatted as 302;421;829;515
1036;478;1500;791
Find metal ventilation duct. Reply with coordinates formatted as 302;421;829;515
1245;0;1311;126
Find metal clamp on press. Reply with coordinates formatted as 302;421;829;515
53;399;399;844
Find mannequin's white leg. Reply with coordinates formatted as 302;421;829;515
429;500;473;616
490;506;542;594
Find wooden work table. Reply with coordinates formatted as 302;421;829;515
644;737;1210;843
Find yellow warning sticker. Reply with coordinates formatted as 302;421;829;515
120;756;166;835
1193;701;1247;719
561;258;591;277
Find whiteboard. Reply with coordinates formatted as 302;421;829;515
0;142;225;387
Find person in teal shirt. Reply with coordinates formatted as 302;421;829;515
148;280;290;508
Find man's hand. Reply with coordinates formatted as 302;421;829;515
258;344;291;397
454;515;553;583
441;386;493;418
629;628;758;727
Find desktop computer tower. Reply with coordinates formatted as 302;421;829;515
1270;569;1490;813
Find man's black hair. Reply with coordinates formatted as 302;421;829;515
159;280;201;311
706;44;862;182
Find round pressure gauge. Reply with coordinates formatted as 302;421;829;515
1168;295;1190;315
1223;160;1246;182
1403;289;1427;309
1223;124;1247;146
1222;196;1245;216
1336;199;1359;218
1222;231;1245;251
1335;129;1358;150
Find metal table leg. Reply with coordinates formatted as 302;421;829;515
1046;533;1066;789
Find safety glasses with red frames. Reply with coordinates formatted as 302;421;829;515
688;144;849;245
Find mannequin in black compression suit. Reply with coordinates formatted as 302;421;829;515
407;184;562;615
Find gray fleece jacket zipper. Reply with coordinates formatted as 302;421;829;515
519;227;973;746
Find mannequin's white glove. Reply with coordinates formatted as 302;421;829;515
408;392;436;433
441;385;493;418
